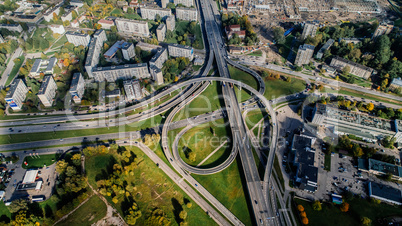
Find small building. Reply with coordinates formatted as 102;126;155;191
29;58;57;78
389;78;402;91
69;73;85;104
225;25;245;39
98;19;115;30
71;19;79;28
372;21;394;39
156;23;166;42
229;46;243;54
316;39;334;59
48;24;65;35
124;79;142;100
339;38;362;45
38;75;57;107
321;65;336;74
22;170;38;184
368;182;402;205
105;89;120;98
5;79;28;110
104;41;135;60
0;24;23;33
70;0;84;7
331;194;343;204
136;41;163;53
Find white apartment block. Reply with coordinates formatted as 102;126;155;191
168;44;194;60
43;3;62;22
124;79;142;100
301;22;318;40
294;44;315;66
140;7;172;20
66;31;91;47
115;18;150;37
161;0;168;8
176;7;197;21
166;16;175;31
0;24;23;33
156;23;166;42
94;29;107;43
69;73;85;104
174;0;194;7
49;24;65;34
330;56;375;79
122;42;135;61
149;48;168;69
85;33;108;78
149;65;164;85
61;7;78;22
38;75;57;107
372;21;394;39
92;63;150;82
5;79;28;110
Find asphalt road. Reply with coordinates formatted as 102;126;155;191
0;47;23;89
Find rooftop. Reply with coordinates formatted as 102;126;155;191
176;7;197;11
85;37;98;67
150;48;167;63
115;18;147;24
391;78;402;88
332;56;375;73
66;31;90;37
5;79;24;98
38;75;54;95
299;44;315;51
98;19;114;24
168;43;192;50
149;64;162;73
318;39;334;53
70;73;82;92
368;158;402;177
369;182;402;205
93;63;148;72
157;23;165;30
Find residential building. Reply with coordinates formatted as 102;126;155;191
66;31;91;47
98;19;115;30
69;73;84;104
316;39;334;59
92;63;150;82
29;57;57;78
5;79;28;110
136;41;163;53
174;0;194;7
0;35;4;43
176;7;197;21
48;24;65;34
0;24;23;33
149;65;164;85
161;0;168;8
294;44;315;66
390;78;402;91
156;23;166;42
94;29;107;43
140;6;171;20
61;6;77;22
229;46;243;54
122;42;135;60
301;22;317;40
106;89;120;98
71;19;79;28
43;4;62;22
85;32;108;78
368;182;402;205
225;24;246;39
115;18;150;37
149;48;168;69
373;21;394;39
38;75;57;107
311;103;402;143
70;0;84;7
291;134;318;192
330;56;375;79
166;16;175;31
339;38;362;44
358;158;402;181
104;40;126;59
124;79;142;100
168;44;194;60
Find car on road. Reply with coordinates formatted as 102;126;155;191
254;200;258;204
18;130;22;133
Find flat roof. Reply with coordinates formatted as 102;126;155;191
93;63;148;72
30;59;42;73
149;64;161;73
70;73;82;92
157;23;165;30
299;44;315;51
121;42;133;50
104;40;125;58
318;39;334;54
150;48;167;63
85;37;98;67
22;170;38;184
38;75;54;95
168;43;192;50
45;57;56;72
5;79;23;98
369;182;402;205
369;158;402;177
66;31;90;38
115;18;148;24
332;56;374;73
94;29;105;37
176;7;197;11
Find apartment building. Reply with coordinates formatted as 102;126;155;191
69;73;85;104
38;75;57;107
48;24;65;34
161;0;168;8
176;7;197;21
136;41;163;53
373;21;394;39
294;44;314;66
124;79;142;100
85;32;108;78
156;23;166;42
316;39;334;59
98;19;115;30
66;31;91;47
92;63;150;82
140;6;171;20
115;18;150;37
5;79;28;110
149;48;168;69
0;24;23;33
166;16;175;31
174;0;194;7
168;43;194;60
94;29;107;43
122;42;135;61
330;56;375;79
43;3;62;22
149;64;164;85
301;22;317;40
61;6;77;22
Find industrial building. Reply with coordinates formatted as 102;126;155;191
69;73;85;104
5;79;28;110
311;103;402;143
66;31;91;47
123;79;142;100
38;75;57;107
168;44;194;61
301;22;317;40
166;16;175;31
92;63;150;82
294;44;314;66
372;21;394;39
174;0;194;7
140;6;172;20
358;158;402;182
176;7;198;21
149;48;168;69
29;57;57;78
156;23;166;42
368;182;402;205
316;39;334;59
115;18;150;37
330;56;375;79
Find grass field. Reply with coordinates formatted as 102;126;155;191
52;35;67;49
273;155;285;189
228;66;259;91
56;195;107;226
245;108;266;130
5;56;25;86
85;147;215;225
22;153;58;169
248;50;263;57
294;197;402;226
324;154;331;171
338;73;372;88
264;78;305;100
0;115;163;144
0;201;11;222
234;86;252;103
175;118;232;167
193;158;252;225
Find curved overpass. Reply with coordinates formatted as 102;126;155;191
226;58;266;95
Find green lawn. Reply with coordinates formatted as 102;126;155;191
0;201;11;222
245;108;266;130
22;154;59;169
5;56;25;86
56;195;107;226
264;78;305;100
228;65;259;91
175;118;232;167
192;158;252;225
52;35;67;49
85;147;216;225
339;73;372;88
247;50;262;57
294;197;402;226
274;155;285;189
234;86;252;103
324;154;331;171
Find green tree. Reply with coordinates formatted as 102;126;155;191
375;35;392;65
273;27;285;45
361;216;372;226
312;200;322;211
8;199;28;213
179;210;187;220
71;154;81;166
342;66;350;76
56;160;68;174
